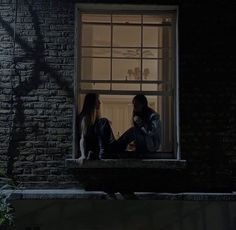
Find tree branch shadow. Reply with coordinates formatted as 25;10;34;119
0;1;73;177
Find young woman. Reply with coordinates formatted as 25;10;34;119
117;94;161;158
77;93;117;164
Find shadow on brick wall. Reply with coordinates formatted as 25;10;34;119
0;1;73;178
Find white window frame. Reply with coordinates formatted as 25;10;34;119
73;4;180;160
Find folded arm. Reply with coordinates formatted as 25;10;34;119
134;114;161;137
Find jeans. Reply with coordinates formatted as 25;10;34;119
117;126;149;158
95;118;118;159
95;119;149;159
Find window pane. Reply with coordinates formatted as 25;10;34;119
100;95;134;138
142;60;157;80
141;59;164;82
113;48;141;58
141;83;171;93
142;49;162;59
81;58;110;80
112;59;141;80
143;15;174;24
113;26;141;47
157;82;171;92
143;27;163;47
82;48;111;57
79;12;176;156
80;83;110;91
81;14;111;23
112;83;140;91
141;84;157;91
112;15;141;24
82;24;111;47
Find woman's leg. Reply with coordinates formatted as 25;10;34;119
118;127;148;158
117;127;135;150
96;118;118;159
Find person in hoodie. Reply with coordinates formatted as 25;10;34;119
118;93;161;158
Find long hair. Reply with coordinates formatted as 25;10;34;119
79;93;100;135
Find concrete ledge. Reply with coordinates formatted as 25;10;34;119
66;159;187;169
2;189;236;201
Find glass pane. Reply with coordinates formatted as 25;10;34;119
112;83;140;91
100;95;134;139
141;84;157;91
142;49;162;59
80;83;110;91
112;59;141;80
113;48;141;58
143;26;163;47
82;48;110;57
78;94;85;112
112;15;141;24
143;15;174;24
145;95;159;112
81;58;110;80
157;82;171;92
113;26;141;47
142;60;157;80
82;24;111;47
81;14;111;23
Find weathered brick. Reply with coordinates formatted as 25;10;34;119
0;0;236;191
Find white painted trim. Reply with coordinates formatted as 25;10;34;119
175;6;181;160
73;6;79;159
74;3;180;160
76;4;178;11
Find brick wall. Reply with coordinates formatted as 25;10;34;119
0;0;236;190
179;2;236;190
0;0;77;187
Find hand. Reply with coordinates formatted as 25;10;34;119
133;115;143;127
75;156;86;165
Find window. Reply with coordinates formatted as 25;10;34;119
75;5;179;159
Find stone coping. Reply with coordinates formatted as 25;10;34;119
2;189;236;201
65;159;187;169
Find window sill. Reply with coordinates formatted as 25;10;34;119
4;189;236;201
65;159;186;170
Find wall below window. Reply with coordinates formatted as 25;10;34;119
9;198;236;230
0;0;236;191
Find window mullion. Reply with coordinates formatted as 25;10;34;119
110;14;113;91
140;14;143;92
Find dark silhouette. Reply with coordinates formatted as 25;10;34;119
118;94;161;158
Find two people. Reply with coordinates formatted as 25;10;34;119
77;93;161;163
